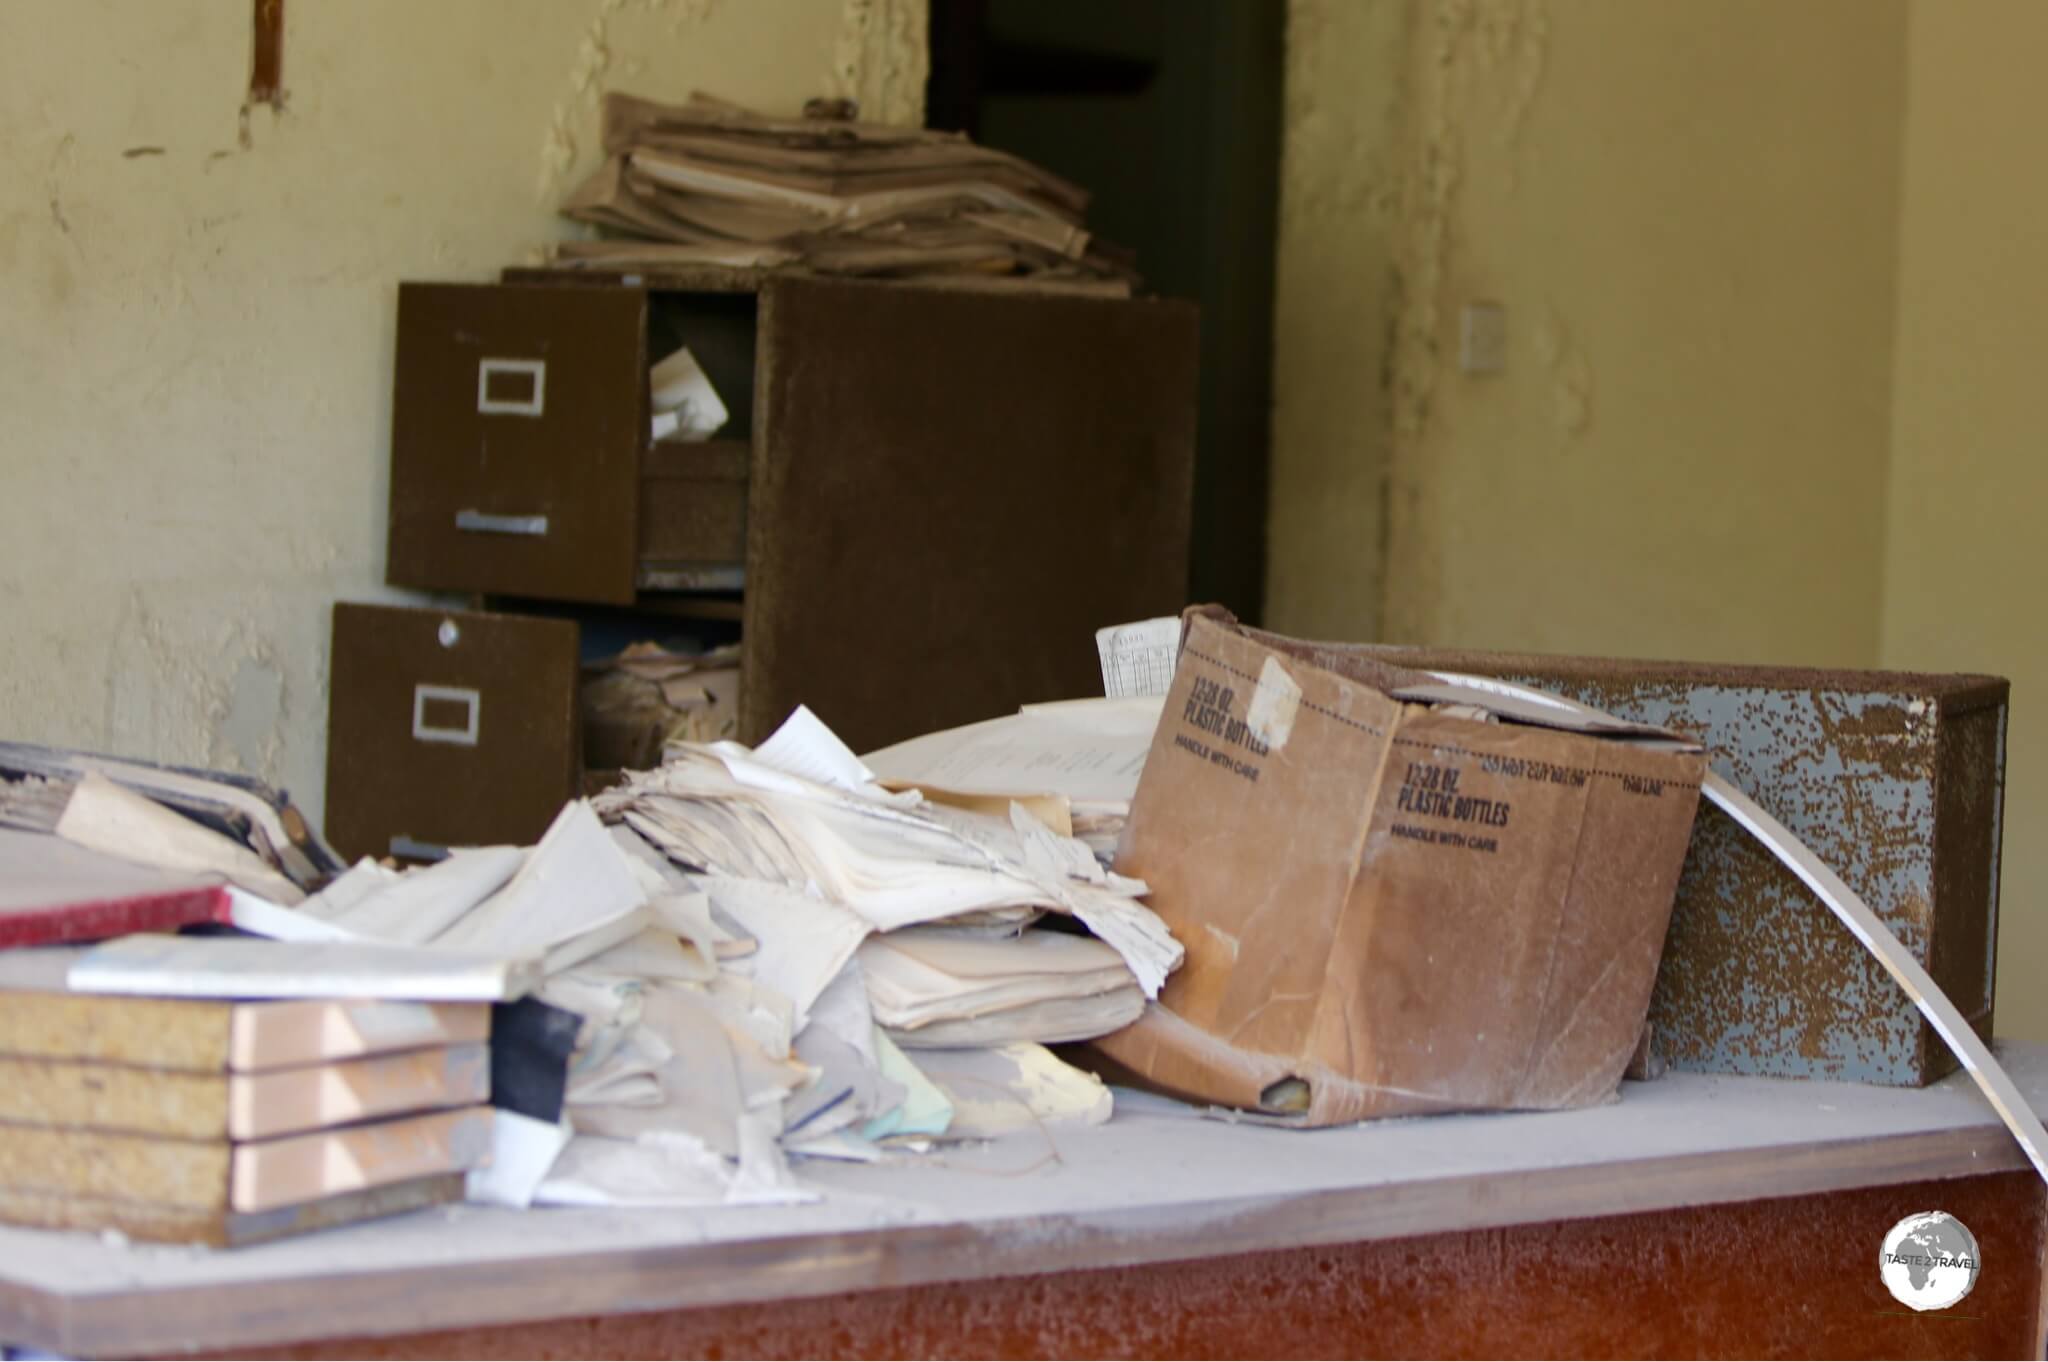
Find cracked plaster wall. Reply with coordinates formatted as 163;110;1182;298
0;0;925;823
1266;0;1905;669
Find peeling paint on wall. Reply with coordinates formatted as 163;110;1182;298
100;588;297;781
830;0;929;128
1262;0;1412;643
535;0;922;204
1386;0;1549;442
1531;303;1590;439
0;0;891;825
1273;0;1902;668
536;2;624;201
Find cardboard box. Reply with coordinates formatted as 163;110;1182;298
1094;610;1707;1124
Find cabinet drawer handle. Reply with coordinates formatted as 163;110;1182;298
455;510;549;537
477;358;546;416
412;684;480;746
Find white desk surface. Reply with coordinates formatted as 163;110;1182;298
4;1043;2043;1357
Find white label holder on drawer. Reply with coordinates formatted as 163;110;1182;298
476;357;546;416
412;684;481;747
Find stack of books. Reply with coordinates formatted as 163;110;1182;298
0;946;496;1246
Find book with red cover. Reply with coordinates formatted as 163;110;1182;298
0;829;230;949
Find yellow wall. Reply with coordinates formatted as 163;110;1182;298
1884;1;2048;1044
1266;0;1412;642
0;0;924;822
1269;0;1907;666
1269;0;2046;1041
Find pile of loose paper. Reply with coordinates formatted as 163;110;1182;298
548;91;1140;297
269;705;1177;1208
0;697;1180;1219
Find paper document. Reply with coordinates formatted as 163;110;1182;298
1095;617;1181;699
751;704;882;793
860;925;1143;1046
861;697;1163;806
648;346;729;442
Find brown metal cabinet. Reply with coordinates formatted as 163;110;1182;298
328;272;1198;860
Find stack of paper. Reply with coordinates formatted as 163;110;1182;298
581;641;742;774
499;704;1185;1198
0;705;1179;1216
551;92;1140;297
859;927;1144;1049
862;696;1166;857
595;707;1182;995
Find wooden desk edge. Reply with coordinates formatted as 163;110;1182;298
3;1121;2024;1358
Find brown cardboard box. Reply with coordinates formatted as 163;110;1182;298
1093;610;1707;1124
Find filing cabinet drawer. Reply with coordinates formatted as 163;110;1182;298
637;438;748;588
387;284;649;605
325;603;579;862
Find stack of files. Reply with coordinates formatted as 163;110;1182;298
859;926;1144;1048
551;91;1140;297
0;946;497;1246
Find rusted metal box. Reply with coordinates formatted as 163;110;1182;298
325;603;580;862
1353;646;2007;1086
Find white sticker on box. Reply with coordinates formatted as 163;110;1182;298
1246;656;1302;750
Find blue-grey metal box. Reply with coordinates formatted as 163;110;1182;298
1349;647;2006;1086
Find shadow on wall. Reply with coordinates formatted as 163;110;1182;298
927;0;1286;622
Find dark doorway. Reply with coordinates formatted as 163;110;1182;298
928;0;1285;622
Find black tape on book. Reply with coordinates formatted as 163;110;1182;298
489;997;581;1122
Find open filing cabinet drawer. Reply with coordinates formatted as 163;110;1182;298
324;603;580;862
385;283;749;605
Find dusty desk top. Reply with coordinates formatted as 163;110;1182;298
5;1043;2044;1357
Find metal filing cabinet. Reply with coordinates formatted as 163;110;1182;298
1354;644;2008;1088
328;273;1200;862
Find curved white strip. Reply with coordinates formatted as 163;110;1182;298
1430;669;2048;1184
1702;771;2048;1183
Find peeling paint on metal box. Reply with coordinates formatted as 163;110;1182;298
1507;675;2001;1085
1351;645;2007;1087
